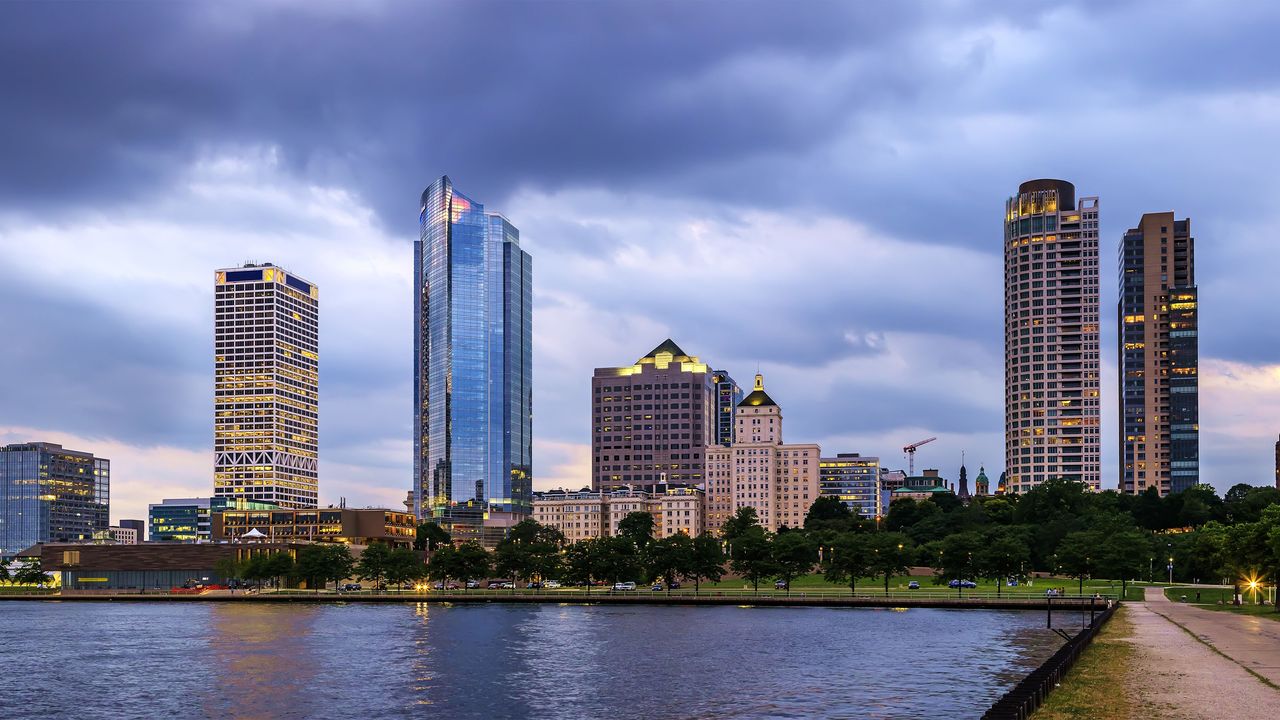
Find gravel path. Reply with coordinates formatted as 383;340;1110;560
1122;590;1280;717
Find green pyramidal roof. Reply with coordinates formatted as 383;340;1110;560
639;338;689;362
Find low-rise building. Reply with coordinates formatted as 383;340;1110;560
533;486;706;541
819;454;882;519
40;541;300;591
149;497;279;542
211;507;416;547
108;526;140;544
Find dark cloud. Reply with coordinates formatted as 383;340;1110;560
0;272;207;444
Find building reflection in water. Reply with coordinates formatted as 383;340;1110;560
202;604;321;718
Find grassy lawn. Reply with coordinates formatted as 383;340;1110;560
690;573;1144;599
1034;608;1136;719
1160;585;1280;621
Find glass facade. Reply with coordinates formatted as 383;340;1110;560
819;454;881;518
415;176;532;524
0;442;109;559
711;370;742;446
149;497;277;542
1118;214;1198;495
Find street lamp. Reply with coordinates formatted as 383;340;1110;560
1167;556;1174;585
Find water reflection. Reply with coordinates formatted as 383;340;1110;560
1;602;1063;720
203;604;322;719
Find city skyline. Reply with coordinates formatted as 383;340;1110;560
4;2;1280;526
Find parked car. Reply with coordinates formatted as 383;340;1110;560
544;580;561;589
341;583;362;592
465;580;480;589
651;584;663;592
527;581;543;590
908;581;920;590
487;581;503;590
774;580;788;590
948;580;978;589
669;581;680;589
500;582;515;590
613;581;637;591
433;581;445;590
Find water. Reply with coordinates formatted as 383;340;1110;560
0;601;1066;719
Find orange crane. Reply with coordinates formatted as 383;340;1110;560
903;437;937;476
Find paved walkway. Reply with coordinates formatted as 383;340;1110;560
1144;587;1280;686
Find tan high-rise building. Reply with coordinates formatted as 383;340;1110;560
705;374;820;533
214;263;319;508
1119;213;1198;495
1004;180;1101;493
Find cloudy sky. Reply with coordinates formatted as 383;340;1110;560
3;0;1278;523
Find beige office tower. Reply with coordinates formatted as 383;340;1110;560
213;263;319;508
1004;180;1101;493
705;374;820;533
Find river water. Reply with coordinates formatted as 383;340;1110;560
0;601;1068;719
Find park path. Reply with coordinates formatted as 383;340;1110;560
1143;587;1280;686
1108;588;1279;717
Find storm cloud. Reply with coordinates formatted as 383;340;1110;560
2;0;1279;522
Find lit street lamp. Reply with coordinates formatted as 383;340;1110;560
1167;556;1174;585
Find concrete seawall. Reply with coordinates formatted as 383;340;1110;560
0;591;1110;611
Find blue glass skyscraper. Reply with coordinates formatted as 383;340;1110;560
415;176;532;534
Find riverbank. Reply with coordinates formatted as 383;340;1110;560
0;589;1109;611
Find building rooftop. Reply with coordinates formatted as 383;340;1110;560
739;373;777;408
638;338;690;362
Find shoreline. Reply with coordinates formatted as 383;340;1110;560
0;591;1109;611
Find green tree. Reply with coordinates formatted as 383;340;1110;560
599;535;641;584
936;531;982;595
644;533;694;592
686;533;725;594
426;544;462;588
1096;526;1151;600
494;520;564;591
868;532;913;596
771;531;813;595
384;547;426;589
562;540;595;592
356;543;393;591
213;556;244;588
977;527;1030;597
720;506;761;541
240;554;270;590
1056;531;1097;595
265;552;294;590
884;498;940;533
728;527;776;592
455;541;493;587
12;557;47;587
823;532;873;596
293;544;355;593
617;511;657;550
414;522;452;552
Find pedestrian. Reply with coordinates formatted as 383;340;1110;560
1196;591;1201;602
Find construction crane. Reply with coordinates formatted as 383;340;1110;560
903;437;937;476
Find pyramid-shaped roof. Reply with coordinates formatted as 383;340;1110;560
638;338;689;362
739;373;778;407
